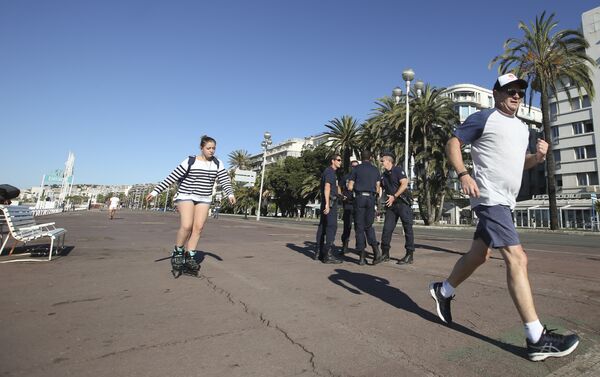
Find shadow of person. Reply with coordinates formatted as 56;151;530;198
328;269;526;359
413;243;502;261
286;242;318;260
154;250;223;263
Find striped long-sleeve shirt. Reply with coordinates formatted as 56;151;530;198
151;157;234;199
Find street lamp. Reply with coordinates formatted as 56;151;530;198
257;131;272;221
393;69;424;187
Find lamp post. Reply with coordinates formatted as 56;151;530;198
256;131;272;221
393;70;424;187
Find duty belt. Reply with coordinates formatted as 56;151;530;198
357;191;375;196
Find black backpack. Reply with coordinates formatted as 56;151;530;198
0;184;20;202
178;156;220;184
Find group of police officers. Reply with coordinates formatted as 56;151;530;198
314;150;415;265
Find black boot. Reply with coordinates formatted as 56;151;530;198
342;240;349;255
323;246;342;264
381;247;390;262
358;249;366;265
397;250;414;265
371;243;383;265
313;245;321;261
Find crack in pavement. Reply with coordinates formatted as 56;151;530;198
198;273;336;377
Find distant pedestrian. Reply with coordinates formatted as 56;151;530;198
429;73;579;361
347;150;382;265
379;152;415;264
146;135;236;271
314;153;343;264
213;204;220;219
108;196;120;220
340;160;359;255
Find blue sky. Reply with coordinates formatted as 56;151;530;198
1;0;598;189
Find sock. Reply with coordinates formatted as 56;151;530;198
189;250;196;257
440;280;455;298
524;320;544;343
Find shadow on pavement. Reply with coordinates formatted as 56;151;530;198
286;242;363;264
328;269;526;359
1;244;75;258
154;250;223;264
415;243;503;261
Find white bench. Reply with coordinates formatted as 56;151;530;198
0;205;67;261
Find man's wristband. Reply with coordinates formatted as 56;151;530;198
457;171;470;178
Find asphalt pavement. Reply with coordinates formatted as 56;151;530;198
1;210;599;377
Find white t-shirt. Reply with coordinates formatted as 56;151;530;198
109;197;120;209
454;108;529;210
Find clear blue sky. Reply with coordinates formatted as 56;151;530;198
1;0;598;189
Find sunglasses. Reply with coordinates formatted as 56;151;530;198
335;159;342;161
504;88;526;98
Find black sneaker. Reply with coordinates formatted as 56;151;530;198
526;326;580;361
429;282;453;325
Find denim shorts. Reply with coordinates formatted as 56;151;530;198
473;205;520;248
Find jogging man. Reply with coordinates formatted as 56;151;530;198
429;73;579;361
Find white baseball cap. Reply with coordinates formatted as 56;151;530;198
493;73;528;90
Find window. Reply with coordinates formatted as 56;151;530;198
572;121;594;134
553;150;561;162
570;95;590;111
488;96;493;107
555;174;563;187
577;172;599;186
586;145;597;158
550;102;558;116
574;145;597;160
551;126;560;139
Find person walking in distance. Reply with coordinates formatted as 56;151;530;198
108;195;120;220
347;150;382;265
379;152;415;264
146;135;236;271
314;154;343;264
340;160;359;255
429;73;579;361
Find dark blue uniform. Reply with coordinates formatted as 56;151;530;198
348;161;380;253
381;166;415;258
315;166;339;260
340;170;355;247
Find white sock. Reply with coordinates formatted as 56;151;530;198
440;280;455;298
524;320;544;343
189;250;196;256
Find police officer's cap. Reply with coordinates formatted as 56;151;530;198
380;151;395;160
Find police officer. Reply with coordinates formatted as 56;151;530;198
348;150;382;265
380;152;415;264
314;153;343;264
340;160;359;254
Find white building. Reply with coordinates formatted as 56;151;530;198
548;6;600;195
248;133;330;171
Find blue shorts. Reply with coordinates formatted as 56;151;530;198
473;205;520;248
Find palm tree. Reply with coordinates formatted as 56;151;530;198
490;11;596;229
228;149;251;170
364;97;406;160
411;84;459;224
324;116;362;173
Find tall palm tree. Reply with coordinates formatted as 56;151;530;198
490;11;596;229
411;84;459;224
364;97;406;161
228;149;251;170
324;115;363;173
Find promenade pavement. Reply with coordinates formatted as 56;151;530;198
1;210;599;377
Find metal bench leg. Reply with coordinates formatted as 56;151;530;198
0;235;9;256
49;237;55;261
